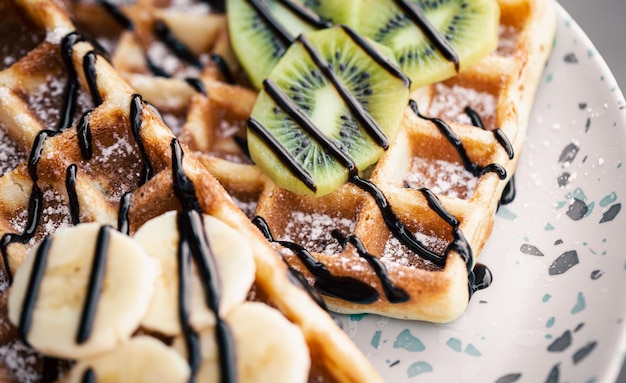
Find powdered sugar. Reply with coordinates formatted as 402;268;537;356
46;27;72;45
28;75;93;129
28;75;64;127
147;42;208;79
0;124;26;176
497;24;520;56
168;0;211;13
381;232;446;270
230;195;258;219
40;188;72;238
162;112;185;137
281;211;356;254
0;340;41;383
429;83;497;129
405;157;477;199
86;133;143;200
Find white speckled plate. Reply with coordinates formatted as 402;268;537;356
331;4;626;382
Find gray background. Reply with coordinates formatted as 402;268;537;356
557;1;625;381
559;0;626;89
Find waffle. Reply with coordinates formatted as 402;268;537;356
0;0;384;382
100;0;557;322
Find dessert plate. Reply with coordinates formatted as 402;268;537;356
332;3;626;382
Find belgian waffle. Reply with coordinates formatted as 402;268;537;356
0;0;384;382
96;0;557;322
249;0;556;321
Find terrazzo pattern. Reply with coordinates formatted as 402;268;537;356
332;4;626;382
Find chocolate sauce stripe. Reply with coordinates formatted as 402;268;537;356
245;0;293;48
464;106;515;160
333;231;409;303
276;0;332;29
77;110;93;160
409;100;506;180
297;33;390;149
76;226;110;344
349;176;446;266
171;139;237;382
81;368;96;383
83;51;102;106
65;164;81;225
18;236;52;342
1;129;52;284
247;117;317;191
251;216;379;304
58;33;84;132
99;0;134;31
153;20;202;69
176;218;202;379
130;94;154;186
392;0;460;71
263;78;356;172
340;25;411;87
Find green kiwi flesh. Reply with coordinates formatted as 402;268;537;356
227;0;345;89
248;26;410;197
301;0;360;26
356;0;499;90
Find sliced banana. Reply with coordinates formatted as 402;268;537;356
133;211;255;336
172;302;310;383
8;223;160;359
64;336;190;383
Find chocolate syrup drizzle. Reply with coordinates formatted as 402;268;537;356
276;0;332;29
77;111;94;160
76;226;110;344
331;231;408;303
117;192;132;235
83;51;102;106
392;0;460;71
298;31;401;148
409;100;506;179
17;236;52;342
244;0;331;52
1;131;49;284
98;0;134;31
171;138;237;383
58;33;86;131
153;20;202;69
130;94;154;186
66;164;81;225
81;368;96;383
251;216;380;304
247;217;328;309
463;106;517;205
464;106;514;160
500;175;516;205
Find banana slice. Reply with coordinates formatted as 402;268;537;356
133;211;255;336
64;336;190;383
8;223;160;359
172;302;310;383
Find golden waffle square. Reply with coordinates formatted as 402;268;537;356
0;0;383;382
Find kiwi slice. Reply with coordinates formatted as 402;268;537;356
355;0;499;90
247;25;410;197
227;0;339;89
